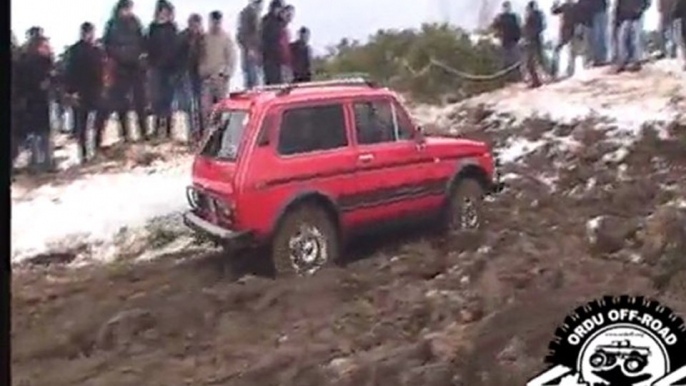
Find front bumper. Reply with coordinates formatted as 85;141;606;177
183;211;252;246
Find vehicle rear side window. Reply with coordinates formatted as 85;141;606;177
353;100;412;144
277;104;348;156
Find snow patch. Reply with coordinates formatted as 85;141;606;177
11;159;192;263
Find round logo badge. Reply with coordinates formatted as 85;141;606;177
528;296;686;386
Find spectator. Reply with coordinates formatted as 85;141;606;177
147;0;179;139
198;11;237;128
65;22;106;164
262;0;285;85
523;1;547;88
614;0;650;72
15;36;54;173
176;13;205;142
589;0;609;65
237;0;263;89
290;26;312;83
551;0;582;78
103;0;150;142
491;1;522;82
658;0;679;58
576;0;595;67
278;5;296;83
11;33;24;167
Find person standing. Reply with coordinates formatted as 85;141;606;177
551;0;582;78
198;11;237;128
147;0;179;139
290;26;312;83
589;0;609;65
15;37;54;173
523;1;547;88
261;0;285;85
658;0;679;58
103;0;150;142
237;0;263;89
278;5;295;83
491;1;522;82
65;22;106;164
176;13;205;143
614;0;650;72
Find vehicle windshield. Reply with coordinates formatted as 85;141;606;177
200;110;250;161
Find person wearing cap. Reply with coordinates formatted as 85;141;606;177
198;11;237;128
290;26;312;83
103;0;150;142
261;0;285;84
176;13;205;142
146;0;179;139
237;0;263;89
66;22;107;163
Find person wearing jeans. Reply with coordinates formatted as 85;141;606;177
590;0;609;65
176;13;205;142
658;0;679;58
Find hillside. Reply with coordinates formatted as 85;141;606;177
11;60;686;386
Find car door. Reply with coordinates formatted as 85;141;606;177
240;101;359;235
345;97;436;226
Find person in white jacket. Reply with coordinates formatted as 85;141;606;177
199;10;237;128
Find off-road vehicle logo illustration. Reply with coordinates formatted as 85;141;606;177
527;296;686;386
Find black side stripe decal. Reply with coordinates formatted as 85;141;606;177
338;178;448;212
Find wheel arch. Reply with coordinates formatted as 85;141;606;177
269;190;342;240
446;159;491;197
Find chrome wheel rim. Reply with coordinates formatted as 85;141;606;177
288;224;328;276
459;196;480;230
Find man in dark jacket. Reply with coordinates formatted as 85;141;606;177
238;0;263;89
146;0;178;139
261;0;285;85
176;13;204;143
523;1;547;88
551;0;583;78
614;0;650;72
658;0;679;58
66;22;106;164
492;1;522;82
103;0;149;142
290;26;312;83
15;36;54;173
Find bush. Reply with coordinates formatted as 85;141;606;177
313;23;506;103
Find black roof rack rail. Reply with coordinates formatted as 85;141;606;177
251;77;378;96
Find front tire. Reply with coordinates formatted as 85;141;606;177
446;178;486;232
271;205;340;277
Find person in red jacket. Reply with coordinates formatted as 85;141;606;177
278;5;295;83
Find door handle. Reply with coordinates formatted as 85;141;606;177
358;154;374;163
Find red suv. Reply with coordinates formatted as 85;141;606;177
184;78;502;276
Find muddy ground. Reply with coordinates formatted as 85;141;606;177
11;106;686;386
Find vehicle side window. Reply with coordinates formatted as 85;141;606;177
354;101;396;145
394;103;414;140
277;104;348;156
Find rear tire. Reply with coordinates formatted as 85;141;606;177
445;178;486;232
271;204;340;277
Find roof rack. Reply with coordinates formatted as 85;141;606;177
250;76;378;96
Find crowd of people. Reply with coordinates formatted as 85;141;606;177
491;0;686;88
11;0;313;173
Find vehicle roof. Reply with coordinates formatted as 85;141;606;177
218;84;398;110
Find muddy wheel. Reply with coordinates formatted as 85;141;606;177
623;352;648;374
589;351;608;368
446;178;485;232
271;205;340;277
